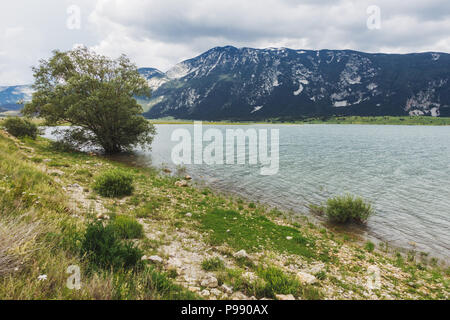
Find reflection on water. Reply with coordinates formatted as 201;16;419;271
43;124;450;260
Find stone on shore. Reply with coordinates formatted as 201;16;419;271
233;250;249;259
275;294;296;300
297;272;317;284
175;180;189;187
142;255;164;264
201;275;218;288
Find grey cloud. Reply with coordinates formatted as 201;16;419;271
0;0;449;85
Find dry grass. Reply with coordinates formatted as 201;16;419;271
0;216;40;276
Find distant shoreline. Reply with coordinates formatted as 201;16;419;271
148;116;450;126
2;115;450;127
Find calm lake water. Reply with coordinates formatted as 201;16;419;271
43;124;450;260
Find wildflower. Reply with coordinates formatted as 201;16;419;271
38;274;48;281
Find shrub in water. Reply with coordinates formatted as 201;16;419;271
3;117;38;139
93;169;134;198
110;215;144;239
81;221;143;270
325;195;373;224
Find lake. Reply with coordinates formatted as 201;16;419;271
43;124;450;260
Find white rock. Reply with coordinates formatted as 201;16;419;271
242;272;257;282
175;180;188;187
221;284;233;294
275;294;296;300
210;289;222;296
233;250;249;259
146;255;164;264
232;292;248;300
297;272;317;284
96;213;110;220
308;263;325;275
286;236;293;240
185;212;193;218
201;276;218;288
168;257;183;268
200;289;210;297
188;287;201;293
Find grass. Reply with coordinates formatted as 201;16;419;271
109;216;145;240
80;221;144;271
256;266;323;300
200;209;315;258
294;116;450;126
0;131;198;300
93;169;134;198
202;257;225;271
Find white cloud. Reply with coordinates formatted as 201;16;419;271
0;0;449;85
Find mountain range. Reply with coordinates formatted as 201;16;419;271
2;46;450;120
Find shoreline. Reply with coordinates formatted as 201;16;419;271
159;166;450;265
41;124;450;264
3;115;450;127
0;130;448;300
147;116;450;126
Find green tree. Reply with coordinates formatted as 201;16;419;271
23;47;156;154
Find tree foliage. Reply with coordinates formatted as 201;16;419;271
23;47;156;153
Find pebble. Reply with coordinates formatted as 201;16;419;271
275;294;296;300
233;250;249;259
297;272;317;284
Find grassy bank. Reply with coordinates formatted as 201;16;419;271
0;130;448;300
296;116;450;126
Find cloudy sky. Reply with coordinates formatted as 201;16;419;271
1;0;449;85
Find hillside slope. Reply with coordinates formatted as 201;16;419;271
139;46;450;120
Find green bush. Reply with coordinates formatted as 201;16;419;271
256;267;323;300
325;195;374;224
80;221;143;271
93;169;134;198
2;117;38;139
201;257;225;271
365;241;375;252
110;215;144;239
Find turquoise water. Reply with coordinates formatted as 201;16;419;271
44;124;450;259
